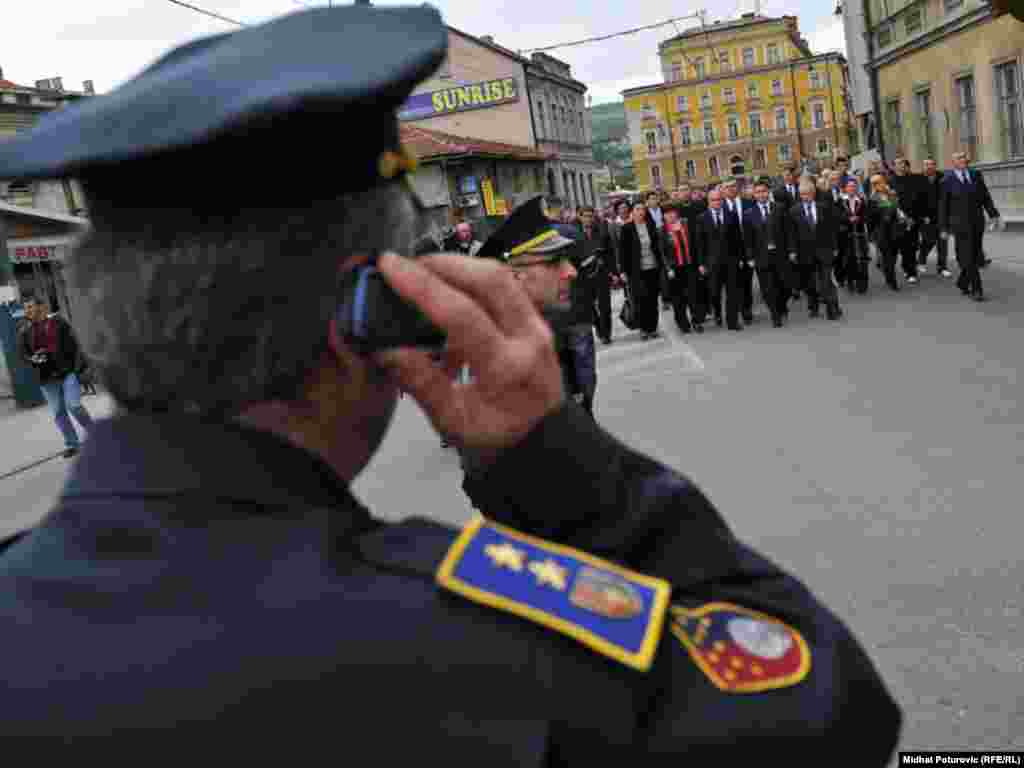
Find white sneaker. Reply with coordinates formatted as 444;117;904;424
907;276;918;285
940;269;952;278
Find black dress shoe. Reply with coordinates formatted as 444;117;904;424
714;316;723;327
808;308;820;319
728;323;742;331
973;293;987;302
62;447;79;459
694;324;704;333
772;316;783;328
742;313;754;325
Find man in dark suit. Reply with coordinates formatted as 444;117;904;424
746;180;790;327
889;158;928;284
774;165;801;212
697;188;743;331
917;158;952;278
577;206;616;344
722;177;755;324
939;150;1000;301
787;180;843;320
821;170;851;288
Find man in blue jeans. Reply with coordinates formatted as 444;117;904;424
18;296;94;458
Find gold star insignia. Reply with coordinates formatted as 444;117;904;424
485;542;525;572
528;558;568;591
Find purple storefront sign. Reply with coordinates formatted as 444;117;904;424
398;77;519;122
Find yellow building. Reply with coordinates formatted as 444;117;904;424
624;13;852;190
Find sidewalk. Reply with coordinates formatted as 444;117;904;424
0;390;116;476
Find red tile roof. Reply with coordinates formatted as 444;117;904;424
0;80;25;90
401;124;550;163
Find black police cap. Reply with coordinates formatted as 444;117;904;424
476;197;574;263
0;5;447;206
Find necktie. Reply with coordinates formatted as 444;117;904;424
715;211;721;227
806;203;814;224
761;203;767;219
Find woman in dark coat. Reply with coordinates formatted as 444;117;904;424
618;202;668;339
866;174;909;292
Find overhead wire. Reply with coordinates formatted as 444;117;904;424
519;13;702;54
164;0;245;26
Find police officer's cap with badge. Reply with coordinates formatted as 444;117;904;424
475;196;575;265
0;3;440;208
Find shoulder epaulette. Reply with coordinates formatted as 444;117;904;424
436;516;671;672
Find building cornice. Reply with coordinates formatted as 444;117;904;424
446;26;532;66
659;15;796;49
526;67;587;93
867;6;992;70
622;52;847;98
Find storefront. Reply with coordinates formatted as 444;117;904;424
0;201;89;323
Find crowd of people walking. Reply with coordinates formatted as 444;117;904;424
563;150;1002;344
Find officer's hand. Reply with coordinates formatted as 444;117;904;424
747;260;755;268
789;253;798;263
374;252;564;463
698;266;707;275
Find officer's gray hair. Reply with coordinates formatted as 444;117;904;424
67;183;417;415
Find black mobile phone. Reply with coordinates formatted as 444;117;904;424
336;257;446;353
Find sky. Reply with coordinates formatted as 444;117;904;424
1;0;846;105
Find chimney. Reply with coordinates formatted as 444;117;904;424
83;80;95;95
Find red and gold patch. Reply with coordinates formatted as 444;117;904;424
670;602;811;693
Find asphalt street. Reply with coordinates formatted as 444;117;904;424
2;232;1022;756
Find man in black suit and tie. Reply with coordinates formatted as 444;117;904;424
787;179;842;321
722;177;755;324
939;150;1000;301
774;166;801;212
746;180;790;327
697;188;743;330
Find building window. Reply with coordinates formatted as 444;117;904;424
750;113;763;136
743;48;755;69
671;62;682;82
817;139;831;155
809;69;821;90
767;44;781;65
771;79;783;96
747;80;759;98
995;61;1023;157
657;123;667;140
701;90;712;109
719;51;731;72
944;0;963;11
694;57;705;79
723;87;736;105
956;75;977;152
685;159;697;177
534;167;544;193
779;144;792;161
537;102;546;138
813;103;826;129
677;94;689;111
513;167;524;193
776;107;788;132
728;118;740;141
651;164;663;188
709;156;721;177
755;148;767;169
885;98;903;150
579;111;585;142
905;7;923;35
878;24;892;48
646;131;657;154
704;122;715;145
915;88;934;160
680;124;692;146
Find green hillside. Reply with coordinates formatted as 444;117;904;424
590;101;627;143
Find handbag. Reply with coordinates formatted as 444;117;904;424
619;280;638;330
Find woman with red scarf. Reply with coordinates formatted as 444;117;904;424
659;203;704;334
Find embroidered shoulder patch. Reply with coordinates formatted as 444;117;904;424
670;602;811;693
436;516;671;671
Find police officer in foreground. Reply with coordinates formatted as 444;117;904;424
0;6;901;761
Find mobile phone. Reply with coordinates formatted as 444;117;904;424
336;258;446;353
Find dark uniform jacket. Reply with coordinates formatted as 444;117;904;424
566;221;613;326
0;406;901;762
